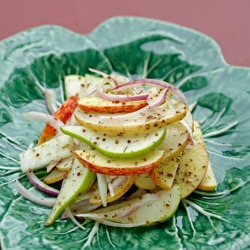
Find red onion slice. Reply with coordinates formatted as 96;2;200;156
100;87;170;121
114;79;187;105
16;180;55;207
26;171;59;197
24;111;64;133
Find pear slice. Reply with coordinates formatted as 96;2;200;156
56;156;74;172
64;74;102;99
74;102;186;133
77;184;180;226
19;135;74;172
43;168;67;184
193;120;217;191
46;158;96;226
175;143;208;199
75;149;164;175
78;96;148;113
150;156;180;190
64;75;85;99
134;173;158;190
90;175;135;204
61;126;166;158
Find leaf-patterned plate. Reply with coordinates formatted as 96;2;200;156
0;17;250;250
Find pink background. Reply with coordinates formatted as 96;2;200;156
1;0;249;67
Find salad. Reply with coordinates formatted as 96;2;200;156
17;69;217;228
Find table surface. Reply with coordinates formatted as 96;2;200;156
0;0;249;67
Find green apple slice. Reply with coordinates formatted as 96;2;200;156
46;157;96;226
75;149;164;175
74;102;186;133
61;126;166;158
76;184;180;227
19;135;74;172
175;143;208;199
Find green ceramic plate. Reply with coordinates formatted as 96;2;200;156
0;17;250;250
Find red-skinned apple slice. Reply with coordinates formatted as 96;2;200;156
78;96;148;113
75;149;164;175
38;95;78;144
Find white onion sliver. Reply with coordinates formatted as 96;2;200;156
97;173;108;207
112;176;127;189
24;111;64;133
180;118;194;145
26;171;59;197
89;68;109;78
105;175;115;197
114;79;187;105
65;208;86;231
76;213;147;228
89;68;118;88
16;180;55;207
97;84;149;102
46;162;56;172
119;193;160;218
45;89;58;115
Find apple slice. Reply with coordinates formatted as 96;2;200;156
61;126;166;158
46;158;96;226
193;120;217;191
74;102;186;133
134;173;158;190
38;95;78;144
158;122;189;162
197;161;217;191
150;156;180;190
175;143;208;199
19;135;74;172
78;96;148;113
193;120;205;145
75;149;164;175
90;175;135;204
76;184;180;227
